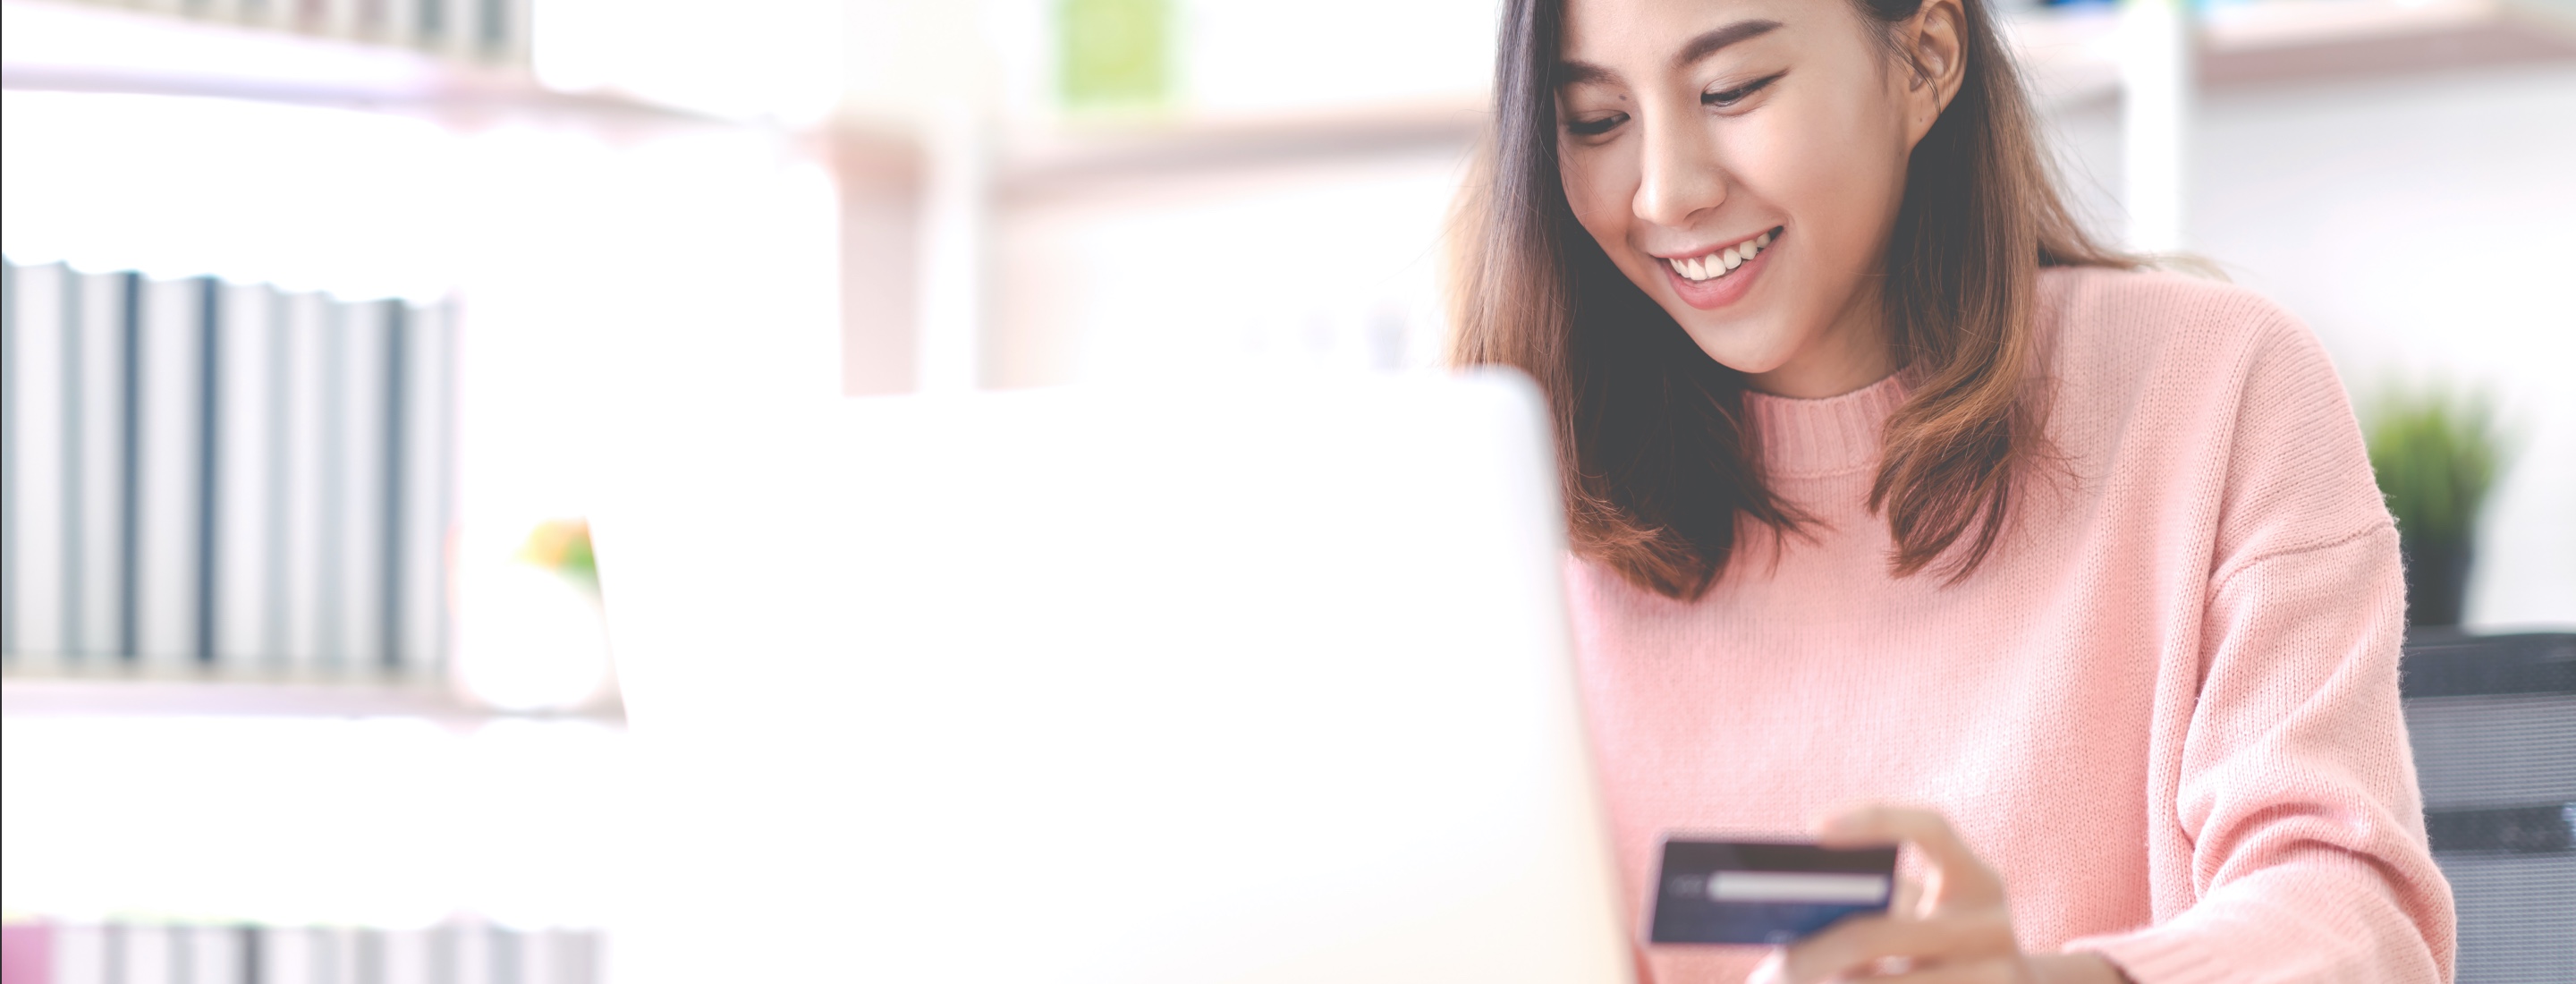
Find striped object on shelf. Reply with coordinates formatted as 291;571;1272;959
2401;631;2576;984
0;920;599;984
57;0;533;67
0;260;457;677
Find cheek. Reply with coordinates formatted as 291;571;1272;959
1558;149;1639;252
1741;95;1905;270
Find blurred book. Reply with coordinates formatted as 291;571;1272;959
0;260;454;679
131;275;207;666
0;262;13;659
277;288;334;673
67;269;127;664
396;299;454;674
42;0;532;66
212;281;276;667
322;297;389;669
2;920;601;984
4;264;68;660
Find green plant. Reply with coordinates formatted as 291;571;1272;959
2364;384;2504;547
2362;382;2508;627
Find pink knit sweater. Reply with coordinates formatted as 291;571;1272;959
1568;267;2454;983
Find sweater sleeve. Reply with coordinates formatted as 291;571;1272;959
2066;316;2456;983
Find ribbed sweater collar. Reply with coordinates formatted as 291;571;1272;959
1742;371;1907;478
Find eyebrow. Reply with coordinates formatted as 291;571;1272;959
1555;19;1785;88
1672;19;1784;70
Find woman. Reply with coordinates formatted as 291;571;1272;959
1451;0;2455;981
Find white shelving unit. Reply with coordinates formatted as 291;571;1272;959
2012;0;2576;108
14;0;2570;188
0;0;712;719
976;0;2576;186
10;0;2572;152
2;0;708;128
3;669;517;722
2;656;625;721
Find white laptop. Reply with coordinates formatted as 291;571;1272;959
590;374;1632;983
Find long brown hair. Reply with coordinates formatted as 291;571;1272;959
1450;0;2128;599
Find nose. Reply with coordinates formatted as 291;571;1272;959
1633;104;1726;229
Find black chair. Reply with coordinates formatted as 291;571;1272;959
2400;631;2576;983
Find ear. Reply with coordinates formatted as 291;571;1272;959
1899;0;1967;148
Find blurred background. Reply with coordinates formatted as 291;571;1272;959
0;0;2570;980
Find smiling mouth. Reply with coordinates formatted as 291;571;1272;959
1665;227;1780;284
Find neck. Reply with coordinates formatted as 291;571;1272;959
1747;286;1896;398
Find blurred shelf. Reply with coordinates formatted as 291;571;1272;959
2009;0;2576;107
21;0;2568;189
1004;0;2576;188
2202;0;2576;82
996;98;1488;199
2;661;624;724
0;0;711;129
2006;5;2134;106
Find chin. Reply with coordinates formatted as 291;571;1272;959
1673;318;1800;377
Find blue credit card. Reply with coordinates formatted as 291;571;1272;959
1647;839;1898;946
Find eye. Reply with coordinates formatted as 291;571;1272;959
1566;112;1630;137
1703;72;1784;109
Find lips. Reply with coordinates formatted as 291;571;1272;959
1655;226;1780;310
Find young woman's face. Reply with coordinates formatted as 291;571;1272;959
1555;0;1954;396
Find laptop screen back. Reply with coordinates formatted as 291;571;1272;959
593;375;1631;983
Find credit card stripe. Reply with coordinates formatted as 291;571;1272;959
1707;871;1891;903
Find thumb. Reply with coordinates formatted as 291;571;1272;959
1745;947;1789;984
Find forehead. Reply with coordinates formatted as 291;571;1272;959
1558;0;1830;64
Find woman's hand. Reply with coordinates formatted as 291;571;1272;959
1748;805;2131;984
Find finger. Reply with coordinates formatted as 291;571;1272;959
1816;804;2005;910
1893;874;1927;920
1864;957;2024;984
1779;912;2014;984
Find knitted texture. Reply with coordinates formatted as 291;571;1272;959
1568;267;2454;984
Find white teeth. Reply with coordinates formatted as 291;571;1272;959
1671;229;1779;283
